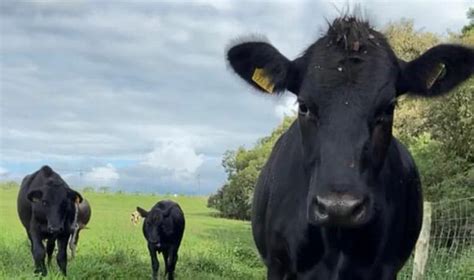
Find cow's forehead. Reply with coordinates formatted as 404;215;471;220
300;62;398;116
147;210;163;221
298;18;399;108
41;185;68;200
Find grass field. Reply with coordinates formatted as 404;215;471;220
0;187;265;280
2;186;472;280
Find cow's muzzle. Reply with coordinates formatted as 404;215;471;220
309;193;369;227
48;226;64;234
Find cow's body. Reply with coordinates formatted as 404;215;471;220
252;122;422;279
137;200;185;280
69;198;91;258
226;16;473;280
17;165;82;276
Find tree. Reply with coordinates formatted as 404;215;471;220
461;8;474;35
0;181;19;189
208;116;294;219
98;186;110;193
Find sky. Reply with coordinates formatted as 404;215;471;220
1;0;472;194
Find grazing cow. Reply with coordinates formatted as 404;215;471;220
69;198;91;258
137;200;185;280
131;210;141;225
226;16;474;279
17;165;83;276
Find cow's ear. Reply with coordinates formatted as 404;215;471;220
397;44;474;96
27;190;43;202
68;190;83;204
227;41;305;95
136;207;148;218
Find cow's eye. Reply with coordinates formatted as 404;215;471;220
298;101;318;122
42;200;48;206
298;102;309;115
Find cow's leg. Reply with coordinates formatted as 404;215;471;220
267;265;285;280
74;230;80;246
148;243;159;280
56;236;69;276
166;247;178;280
46;238;56;266
31;233;47;276
69;230;80;259
162;250;169;276
266;257;289;280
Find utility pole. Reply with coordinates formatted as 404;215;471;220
197;173;201;195
79;169;83;189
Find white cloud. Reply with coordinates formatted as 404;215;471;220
142;139;204;180
1;1;470;193
0;167;9;178
274;94;297;120
84;163;119;186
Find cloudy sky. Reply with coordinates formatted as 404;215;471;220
1;0;472;194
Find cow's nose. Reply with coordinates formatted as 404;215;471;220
48;226;63;233
313;194;368;226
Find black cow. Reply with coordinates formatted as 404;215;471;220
17;165;83;276
137;200;185;280
69;198;92;258
226;16;474;279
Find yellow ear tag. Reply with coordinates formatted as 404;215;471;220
426;63;446;89
252;68;275;93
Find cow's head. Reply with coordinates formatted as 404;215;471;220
227;17;473;227
137;206;170;248
27;166;83;234
130;210;141;225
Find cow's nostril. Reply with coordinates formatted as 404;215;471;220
312;194;369;226
316;200;327;216
351;198;368;221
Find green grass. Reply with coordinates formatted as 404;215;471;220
0;187;265;279
2;186;471;279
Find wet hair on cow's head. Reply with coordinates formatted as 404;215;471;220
227;16;474;227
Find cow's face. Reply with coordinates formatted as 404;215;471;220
295;32;400;227
137;207;163;247
227;17;474;227
28;180;82;234
130;210;141;225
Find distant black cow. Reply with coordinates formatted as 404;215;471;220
17;165;83;276
226;16;474;279
69;198;92;258
137;200;185;280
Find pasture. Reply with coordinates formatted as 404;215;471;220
0;187;264;279
1;185;472;279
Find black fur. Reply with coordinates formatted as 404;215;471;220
137;200;185;280
17;166;83;276
227;42;292;93
397;44;474;96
